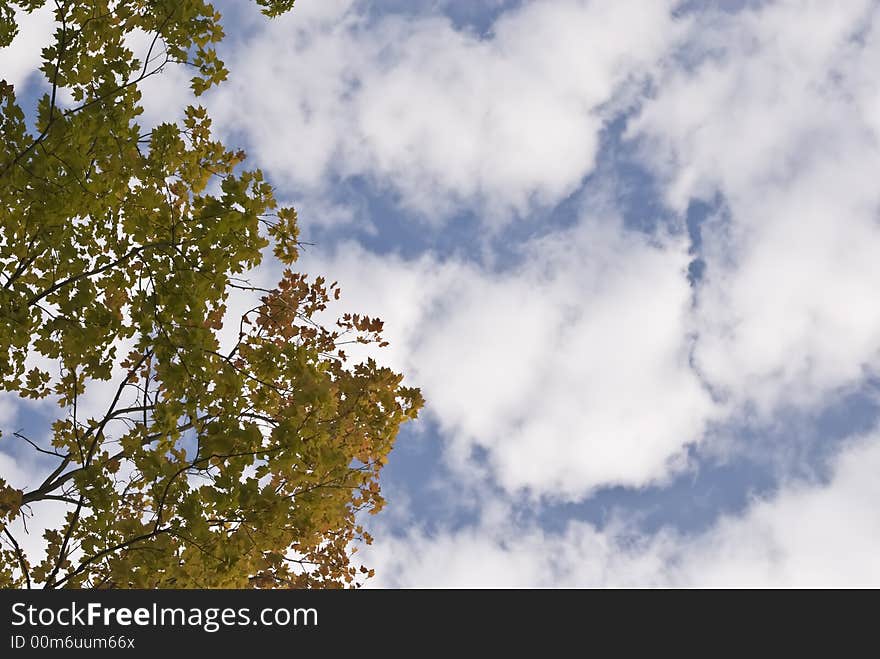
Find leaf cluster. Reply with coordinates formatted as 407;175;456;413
0;0;421;589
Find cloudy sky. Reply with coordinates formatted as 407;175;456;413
4;0;880;586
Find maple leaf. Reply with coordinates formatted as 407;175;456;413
0;0;421;590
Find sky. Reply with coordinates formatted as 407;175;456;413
3;0;880;586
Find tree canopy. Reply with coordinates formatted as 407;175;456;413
0;0;422;588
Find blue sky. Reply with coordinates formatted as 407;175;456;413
3;0;880;586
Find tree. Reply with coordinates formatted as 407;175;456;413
0;0;422;588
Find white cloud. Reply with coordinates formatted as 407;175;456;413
206;0;684;224
364;429;880;587
629;0;880;414
0;5;54;92
0;393;16;429
0;444;73;567
302;212;716;499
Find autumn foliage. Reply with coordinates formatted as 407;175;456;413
0;0;422;588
